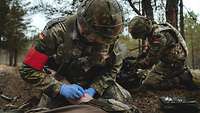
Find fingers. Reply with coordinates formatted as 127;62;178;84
72;84;85;94
74;90;84;99
72;84;85;98
77;86;85;94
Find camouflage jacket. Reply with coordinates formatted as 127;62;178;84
19;15;123;97
137;23;188;69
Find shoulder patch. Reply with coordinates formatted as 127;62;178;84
151;36;161;44
150;32;167;46
39;32;46;40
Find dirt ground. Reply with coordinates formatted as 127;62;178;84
0;65;40;110
130;89;200;113
0;65;200;113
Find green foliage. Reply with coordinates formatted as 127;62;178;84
0;0;9;38
29;0;81;19
184;11;200;68
0;0;29;66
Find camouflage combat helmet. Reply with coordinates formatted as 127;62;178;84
77;0;124;43
128;16;153;39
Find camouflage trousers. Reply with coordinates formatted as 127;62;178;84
37;81;139;113
141;61;194;90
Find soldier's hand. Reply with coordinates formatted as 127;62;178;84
60;84;84;100
84;87;96;97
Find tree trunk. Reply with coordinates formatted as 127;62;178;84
142;0;154;20
141;0;153;54
9;49;13;66
14;48;17;66
179;0;185;39
166;0;179;28
127;0;142;15
8;37;15;66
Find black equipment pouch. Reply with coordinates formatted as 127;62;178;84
160;96;200;113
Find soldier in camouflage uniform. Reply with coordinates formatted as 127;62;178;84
19;0;137;113
128;16;194;90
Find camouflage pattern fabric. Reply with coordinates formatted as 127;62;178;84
77;0;124;38
142;62;186;90
128;16;152;39
19;14;135;113
129;22;192;89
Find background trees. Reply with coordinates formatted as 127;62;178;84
0;0;29;66
184;12;200;69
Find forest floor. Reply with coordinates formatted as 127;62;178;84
0;65;200;113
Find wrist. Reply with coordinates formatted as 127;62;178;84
45;82;62;98
59;84;65;96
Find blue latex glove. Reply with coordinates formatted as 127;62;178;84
60;84;84;100
84;87;96;97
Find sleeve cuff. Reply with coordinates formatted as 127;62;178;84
90;77;112;96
